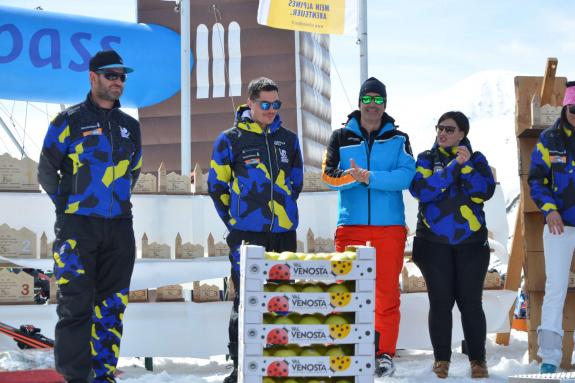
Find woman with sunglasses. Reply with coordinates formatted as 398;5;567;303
409;111;495;379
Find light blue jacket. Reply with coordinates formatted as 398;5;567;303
322;112;416;226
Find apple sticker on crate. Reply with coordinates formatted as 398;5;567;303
268;296;290;313
269;264;291;280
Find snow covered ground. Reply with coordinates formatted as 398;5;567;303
0;331;551;382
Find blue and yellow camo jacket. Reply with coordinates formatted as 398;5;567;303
208;105;303;233
528;116;575;226
409;138;495;244
38;94;142;219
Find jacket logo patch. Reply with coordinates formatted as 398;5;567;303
80;124;99;130
274;140;285;146
550;155;567;164
347;137;361;142
120;127;130;139
82;128;102;137
279;148;289;163
244;157;261;165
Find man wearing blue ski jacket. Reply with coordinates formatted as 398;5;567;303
322;77;415;377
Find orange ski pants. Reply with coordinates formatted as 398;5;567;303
335;225;406;356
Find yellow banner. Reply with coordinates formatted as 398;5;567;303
259;0;354;35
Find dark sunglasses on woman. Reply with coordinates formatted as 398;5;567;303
436;124;457;134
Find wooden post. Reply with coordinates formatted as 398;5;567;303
540;58;558;105
495;205;525;345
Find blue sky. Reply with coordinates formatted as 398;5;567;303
1;0;575;127
330;0;575;121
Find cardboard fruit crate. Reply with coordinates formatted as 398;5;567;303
241;248;375;282
241;291;374;315
238;245;376;383
243;324;374;345
242;355;374;377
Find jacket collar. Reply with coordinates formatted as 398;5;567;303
85;92;121;115
432;137;473;157
234;104;282;134
344;110;396;137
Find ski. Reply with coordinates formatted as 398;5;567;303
0;321;54;349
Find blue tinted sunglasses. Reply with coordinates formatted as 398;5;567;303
255;99;282;111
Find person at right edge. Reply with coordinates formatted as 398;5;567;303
322;77;416;377
529;81;575;374
409;111;495;379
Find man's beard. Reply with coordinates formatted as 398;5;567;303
97;85;123;102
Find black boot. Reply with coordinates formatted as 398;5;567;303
223;368;237;383
224;342;238;383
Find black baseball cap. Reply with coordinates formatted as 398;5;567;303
89;50;133;73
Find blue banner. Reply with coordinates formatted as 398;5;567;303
0;5;192;107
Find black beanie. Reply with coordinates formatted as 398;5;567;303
359;77;387;103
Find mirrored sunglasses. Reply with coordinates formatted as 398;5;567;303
97;71;127;82
361;95;385;105
256;100;282;111
436;124;458;134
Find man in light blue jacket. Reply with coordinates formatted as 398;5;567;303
322;77;415;377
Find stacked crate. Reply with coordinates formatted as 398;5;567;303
239;245;376;383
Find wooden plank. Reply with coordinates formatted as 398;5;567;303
540;58;559;105
520;176;540;213
517;127;546;138
523;212;545;252
528;330;574;370
496;208;525;345
504;214;524;282
525;251;545;291
518;138;539;176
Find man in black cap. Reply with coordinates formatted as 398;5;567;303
38;50;141;383
322;77;415;377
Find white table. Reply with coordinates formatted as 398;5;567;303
0;290;515;357
0;256;230;291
